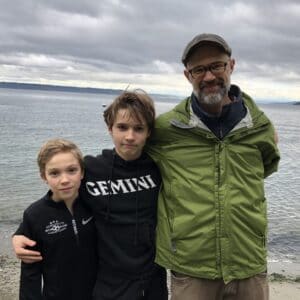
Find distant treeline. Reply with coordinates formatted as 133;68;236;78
0;82;123;95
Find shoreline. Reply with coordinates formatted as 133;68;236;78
1;254;299;300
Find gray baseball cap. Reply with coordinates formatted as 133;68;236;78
181;33;232;65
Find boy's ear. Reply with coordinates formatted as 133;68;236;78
40;173;47;183
147;130;151;138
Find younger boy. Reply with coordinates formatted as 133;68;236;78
18;139;97;300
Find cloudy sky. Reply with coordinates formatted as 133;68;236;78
0;0;299;101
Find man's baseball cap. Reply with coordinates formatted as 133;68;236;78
181;33;232;65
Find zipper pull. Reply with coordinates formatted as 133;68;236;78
72;219;79;245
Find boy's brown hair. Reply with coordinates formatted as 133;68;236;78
37;138;84;178
103;90;155;132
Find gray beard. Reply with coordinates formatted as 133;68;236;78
202;92;223;105
195;80;231;105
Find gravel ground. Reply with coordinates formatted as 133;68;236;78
0;255;19;300
0;254;299;300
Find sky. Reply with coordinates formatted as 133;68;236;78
0;0;299;101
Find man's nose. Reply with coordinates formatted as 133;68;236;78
202;69;216;81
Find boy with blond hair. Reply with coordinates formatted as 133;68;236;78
19;139;97;300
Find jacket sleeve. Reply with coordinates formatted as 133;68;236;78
262;123;280;178
19;210;43;300
14;221;24;235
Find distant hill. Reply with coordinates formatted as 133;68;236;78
0;82;123;95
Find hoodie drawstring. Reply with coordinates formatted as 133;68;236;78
105;151;115;221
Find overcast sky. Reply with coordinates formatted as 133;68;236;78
0;0;299;101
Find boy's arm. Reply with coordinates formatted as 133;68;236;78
20;261;43;300
12;222;42;263
12;235;42;263
19;211;43;300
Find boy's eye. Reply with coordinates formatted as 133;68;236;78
117;124;128;131
134;126;145;132
48;171;59;177
67;167;79;174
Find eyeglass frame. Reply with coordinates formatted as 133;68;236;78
187;60;230;79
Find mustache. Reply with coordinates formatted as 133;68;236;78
199;78;225;89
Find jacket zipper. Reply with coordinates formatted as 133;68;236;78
71;219;80;245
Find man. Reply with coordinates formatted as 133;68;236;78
146;33;280;300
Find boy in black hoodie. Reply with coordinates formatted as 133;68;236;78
13;91;168;300
18;139;97;300
84;90;167;299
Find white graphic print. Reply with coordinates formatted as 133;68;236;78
45;220;68;234
82;216;93;225
86;174;157;196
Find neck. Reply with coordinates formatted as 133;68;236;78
51;194;76;214
64;199;75;214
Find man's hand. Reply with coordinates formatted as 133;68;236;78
12;235;43;263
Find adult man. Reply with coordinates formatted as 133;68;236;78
146;33;280;300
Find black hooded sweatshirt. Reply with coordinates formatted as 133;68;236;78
81;149;161;279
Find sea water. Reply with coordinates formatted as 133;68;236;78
0;88;299;276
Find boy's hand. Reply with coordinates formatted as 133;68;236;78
12;235;43;263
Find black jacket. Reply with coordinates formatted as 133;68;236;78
19;191;97;300
81;149;161;279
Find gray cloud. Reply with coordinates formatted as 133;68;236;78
0;0;299;97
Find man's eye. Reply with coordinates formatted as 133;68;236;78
211;63;223;70
193;67;205;74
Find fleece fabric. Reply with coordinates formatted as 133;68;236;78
19;191;97;300
81;149;162;279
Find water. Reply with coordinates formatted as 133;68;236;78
0;89;299;276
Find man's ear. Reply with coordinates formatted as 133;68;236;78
229;58;235;74
184;69;192;83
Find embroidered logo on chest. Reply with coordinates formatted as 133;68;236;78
45;220;68;234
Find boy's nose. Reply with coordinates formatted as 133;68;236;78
60;173;70;183
125;129;135;140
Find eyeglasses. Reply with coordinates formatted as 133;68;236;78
188;61;229;79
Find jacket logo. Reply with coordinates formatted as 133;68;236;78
82;216;93;225
86;175;157;196
45;220;68;234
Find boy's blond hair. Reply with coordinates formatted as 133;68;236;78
37;139;84;178
103;90;155;132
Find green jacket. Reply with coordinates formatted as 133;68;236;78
147;94;280;283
